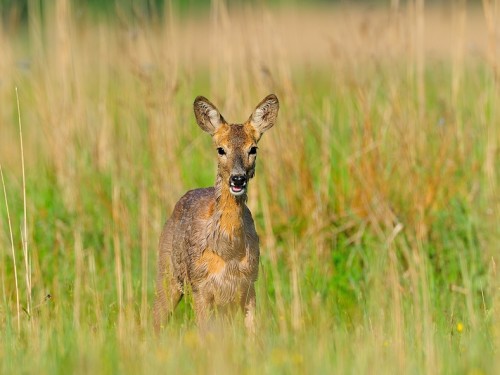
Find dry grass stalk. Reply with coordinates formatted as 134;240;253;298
16;87;32;324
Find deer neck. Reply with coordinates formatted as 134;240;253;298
213;174;246;245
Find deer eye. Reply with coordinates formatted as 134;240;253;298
217;147;226;156
249;147;258;155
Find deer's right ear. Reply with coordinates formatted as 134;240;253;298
193;96;225;135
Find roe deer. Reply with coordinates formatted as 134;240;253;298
153;94;279;333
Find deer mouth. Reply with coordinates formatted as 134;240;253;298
229;181;247;196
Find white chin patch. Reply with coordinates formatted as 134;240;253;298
230;185;246;196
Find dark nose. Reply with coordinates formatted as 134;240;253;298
230;175;247;187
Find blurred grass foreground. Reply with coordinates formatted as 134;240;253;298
0;0;499;374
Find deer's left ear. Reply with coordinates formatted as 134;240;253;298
249;94;279;138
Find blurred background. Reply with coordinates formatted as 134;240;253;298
0;0;498;374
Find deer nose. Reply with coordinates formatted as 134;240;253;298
230;175;247;187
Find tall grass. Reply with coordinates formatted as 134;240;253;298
0;1;498;373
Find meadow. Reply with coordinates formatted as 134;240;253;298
0;1;498;373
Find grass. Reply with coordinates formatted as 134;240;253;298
0;1;499;374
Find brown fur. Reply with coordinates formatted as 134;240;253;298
197;250;226;274
153;94;279;333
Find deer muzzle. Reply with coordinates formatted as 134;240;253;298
229;174;247;196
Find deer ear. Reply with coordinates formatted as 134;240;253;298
249;94;279;136
194;96;225;135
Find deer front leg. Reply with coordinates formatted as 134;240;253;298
193;290;212;331
241;284;256;334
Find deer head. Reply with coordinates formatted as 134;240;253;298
193;94;279;197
